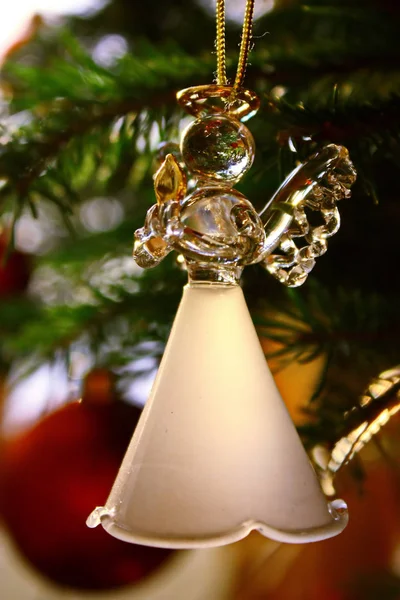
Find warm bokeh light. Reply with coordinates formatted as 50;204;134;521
198;0;274;22
0;0;105;59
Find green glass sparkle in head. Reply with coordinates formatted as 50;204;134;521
181;114;255;184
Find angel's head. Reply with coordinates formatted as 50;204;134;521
180;114;255;186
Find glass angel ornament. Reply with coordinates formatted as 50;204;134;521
88;86;356;549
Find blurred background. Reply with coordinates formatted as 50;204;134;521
1;0;400;598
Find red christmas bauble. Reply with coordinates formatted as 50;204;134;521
0;235;31;297
0;370;173;590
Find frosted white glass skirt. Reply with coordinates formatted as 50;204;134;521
88;283;348;548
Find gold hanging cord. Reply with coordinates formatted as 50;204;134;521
177;0;258;119
215;0;256;96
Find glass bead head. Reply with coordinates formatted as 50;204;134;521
181;114;255;184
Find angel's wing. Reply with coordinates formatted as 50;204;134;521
259;144;356;287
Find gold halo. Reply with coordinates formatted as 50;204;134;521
176;85;260;121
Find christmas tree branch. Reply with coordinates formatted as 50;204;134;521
2;259;185;376
1;25;400;223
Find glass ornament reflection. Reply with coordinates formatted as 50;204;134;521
88;93;356;549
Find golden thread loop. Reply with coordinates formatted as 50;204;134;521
233;0;255;96
216;0;227;86
215;0;256;97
